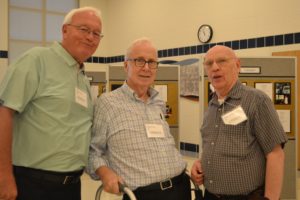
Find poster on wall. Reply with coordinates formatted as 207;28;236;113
154;85;168;102
274;82;291;105
254;82;273;101
180;63;199;98
276;109;291;133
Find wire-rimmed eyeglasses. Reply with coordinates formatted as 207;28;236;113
127;58;159;69
67;24;104;39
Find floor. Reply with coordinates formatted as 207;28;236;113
81;156;299;200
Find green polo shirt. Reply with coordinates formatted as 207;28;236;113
0;42;93;172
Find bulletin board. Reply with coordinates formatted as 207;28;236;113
272;50;300;170
243;79;295;138
97;82;106;96
85;71;106;101
154;81;178;126
109;80;178;126
109;81;123;91
204;79;295;138
203;51;296;139
108;65;179;126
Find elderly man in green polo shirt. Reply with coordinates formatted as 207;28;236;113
0;6;103;200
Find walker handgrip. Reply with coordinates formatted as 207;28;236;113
95;182;137;200
118;182;137;200
118;182;126;193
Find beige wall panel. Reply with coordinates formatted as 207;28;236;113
0;0;8;50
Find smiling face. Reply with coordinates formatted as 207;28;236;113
204;45;240;98
61;10;102;63
124;40;158;93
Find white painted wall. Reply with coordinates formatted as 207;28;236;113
90;0;300;146
102;0;300;54
1;0;300;150
0;0;8;83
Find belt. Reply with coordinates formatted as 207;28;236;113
136;171;186;191
13;166;83;185
206;190;247;200
205;186;265;200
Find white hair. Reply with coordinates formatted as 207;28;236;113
63;6;102;25
125;37;158;60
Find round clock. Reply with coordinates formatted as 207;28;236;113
197;24;213;43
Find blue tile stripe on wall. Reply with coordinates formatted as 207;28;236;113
0;50;8;58
180;142;199;153
2;32;299;153
85;32;300;63
1;32;300;61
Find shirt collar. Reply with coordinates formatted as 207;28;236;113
210;81;243;106
121;81;159;102
51;42;79;68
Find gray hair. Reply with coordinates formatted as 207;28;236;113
125;37;158;60
63;6;102;25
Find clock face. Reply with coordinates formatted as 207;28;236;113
198;25;213;43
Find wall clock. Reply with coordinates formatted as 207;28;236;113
197;24;213;43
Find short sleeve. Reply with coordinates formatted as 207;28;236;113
0;50;40;113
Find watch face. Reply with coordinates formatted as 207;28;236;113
198;24;213;43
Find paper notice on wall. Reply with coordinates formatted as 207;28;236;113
276;109;291;133
154;85;168;102
180;63;199;97
255;82;273;101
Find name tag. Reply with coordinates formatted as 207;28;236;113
221;105;247;125
145;123;165;138
75;87;88;108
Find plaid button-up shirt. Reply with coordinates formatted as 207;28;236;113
201;81;288;195
87;83;186;189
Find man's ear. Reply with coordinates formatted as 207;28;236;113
62;24;68;34
235;58;241;73
124;61;129;73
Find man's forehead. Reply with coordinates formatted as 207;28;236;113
205;47;234;59
131;47;157;57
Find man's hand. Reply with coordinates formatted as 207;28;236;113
0;106;17;200
96;166;124;195
191;159;204;185
0;173;17;200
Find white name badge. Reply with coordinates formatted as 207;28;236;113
221;105;247;125
145;123;165;138
75;87;88;108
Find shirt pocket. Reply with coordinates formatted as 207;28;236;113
217;121;254;157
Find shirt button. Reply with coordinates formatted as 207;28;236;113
211;142;214;145
209;180;213;184
215;125;218;128
208;161;210;164
218;108;221;112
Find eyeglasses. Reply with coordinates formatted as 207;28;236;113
127;58;159;69
203;57;235;69
67;24;104;39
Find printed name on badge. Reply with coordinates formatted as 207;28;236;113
221;105;247;125
145;123;165;138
